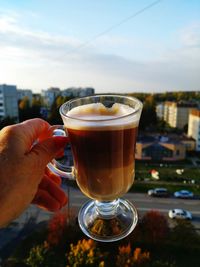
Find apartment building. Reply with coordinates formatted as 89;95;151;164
62;87;95;98
188;109;200;151
164;101;197;129
42;87;95;107
17;89;33;105
156;103;164;119
0;84;19;120
41;87;61;107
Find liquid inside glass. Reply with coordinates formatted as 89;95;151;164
63;103;138;201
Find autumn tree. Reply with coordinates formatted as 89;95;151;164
18;96;43;122
48;96;72;124
138;210;169;244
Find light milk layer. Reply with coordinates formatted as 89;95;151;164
62;103;139;130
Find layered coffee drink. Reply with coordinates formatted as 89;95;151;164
63;103;138;201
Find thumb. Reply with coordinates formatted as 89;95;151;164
30;136;69;166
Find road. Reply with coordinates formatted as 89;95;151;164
1;187;200;254
66;187;200;228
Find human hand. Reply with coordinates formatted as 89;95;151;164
0;118;68;227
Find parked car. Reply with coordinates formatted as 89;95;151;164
168;209;192;220
174;190;194;199
147;188;169;197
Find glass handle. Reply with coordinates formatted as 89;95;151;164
47;126;75;180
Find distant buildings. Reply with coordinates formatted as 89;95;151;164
0;84;19;121
163;101;197;129
62;87;95;98
188;109;200;151
17;89;33;105
41;87;61;107
156;103;164;120
0;84;95;121
155;101;200;151
42;87;95;107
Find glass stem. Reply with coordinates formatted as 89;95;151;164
95;199;119;218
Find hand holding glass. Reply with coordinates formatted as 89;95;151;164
49;95;142;242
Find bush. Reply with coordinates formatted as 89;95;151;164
169;220;200;248
116;244;150;267
66;239;106;267
138;210;169;244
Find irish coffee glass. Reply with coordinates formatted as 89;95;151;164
49;95;142;242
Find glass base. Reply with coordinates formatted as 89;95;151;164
78;198;138;242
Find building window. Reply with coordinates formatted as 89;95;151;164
176;150;180;156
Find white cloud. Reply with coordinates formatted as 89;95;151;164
0;13;199;92
180;23;200;47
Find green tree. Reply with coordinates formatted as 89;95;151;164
26;242;57;267
18;97;31;121
169;220;200;248
18;96;42;122
48;96;72;124
139;95;157;130
0;116;17;130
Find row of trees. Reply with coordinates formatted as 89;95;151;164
3;210;200;266
2;91;200;131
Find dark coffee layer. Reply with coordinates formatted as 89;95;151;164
67;126;138;201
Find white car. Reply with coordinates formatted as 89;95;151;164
168;209;192;220
174;190;194;199
148;188;169;197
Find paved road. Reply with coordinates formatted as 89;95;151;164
1;187;200;254
66;187;200;228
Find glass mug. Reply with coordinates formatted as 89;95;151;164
48;94;143;242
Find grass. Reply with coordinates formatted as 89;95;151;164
134;161;200;195
135;161;200;182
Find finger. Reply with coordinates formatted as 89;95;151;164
55;149;65;159
16;118;53;152
32;189;61;212
29;136;69;166
45;167;62;185
38;175;67;206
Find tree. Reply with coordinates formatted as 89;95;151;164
18;96;42;122
138;210;169;244
48;96;72;124
139;95;157;131
18;97;31;121
47;211;69;247
0;117;17;130
169;220;200;248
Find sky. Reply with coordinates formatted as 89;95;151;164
0;0;199;93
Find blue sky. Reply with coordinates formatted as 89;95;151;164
0;0;199;93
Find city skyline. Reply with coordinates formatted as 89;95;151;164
0;0;200;93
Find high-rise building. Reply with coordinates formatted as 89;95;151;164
164;101;197;129
17;89;33;105
42;87;61;107
62;87;95;98
156;103;164;119
188;109;200;151
0;84;19;120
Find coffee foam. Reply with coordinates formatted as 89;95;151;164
62;103;140;130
